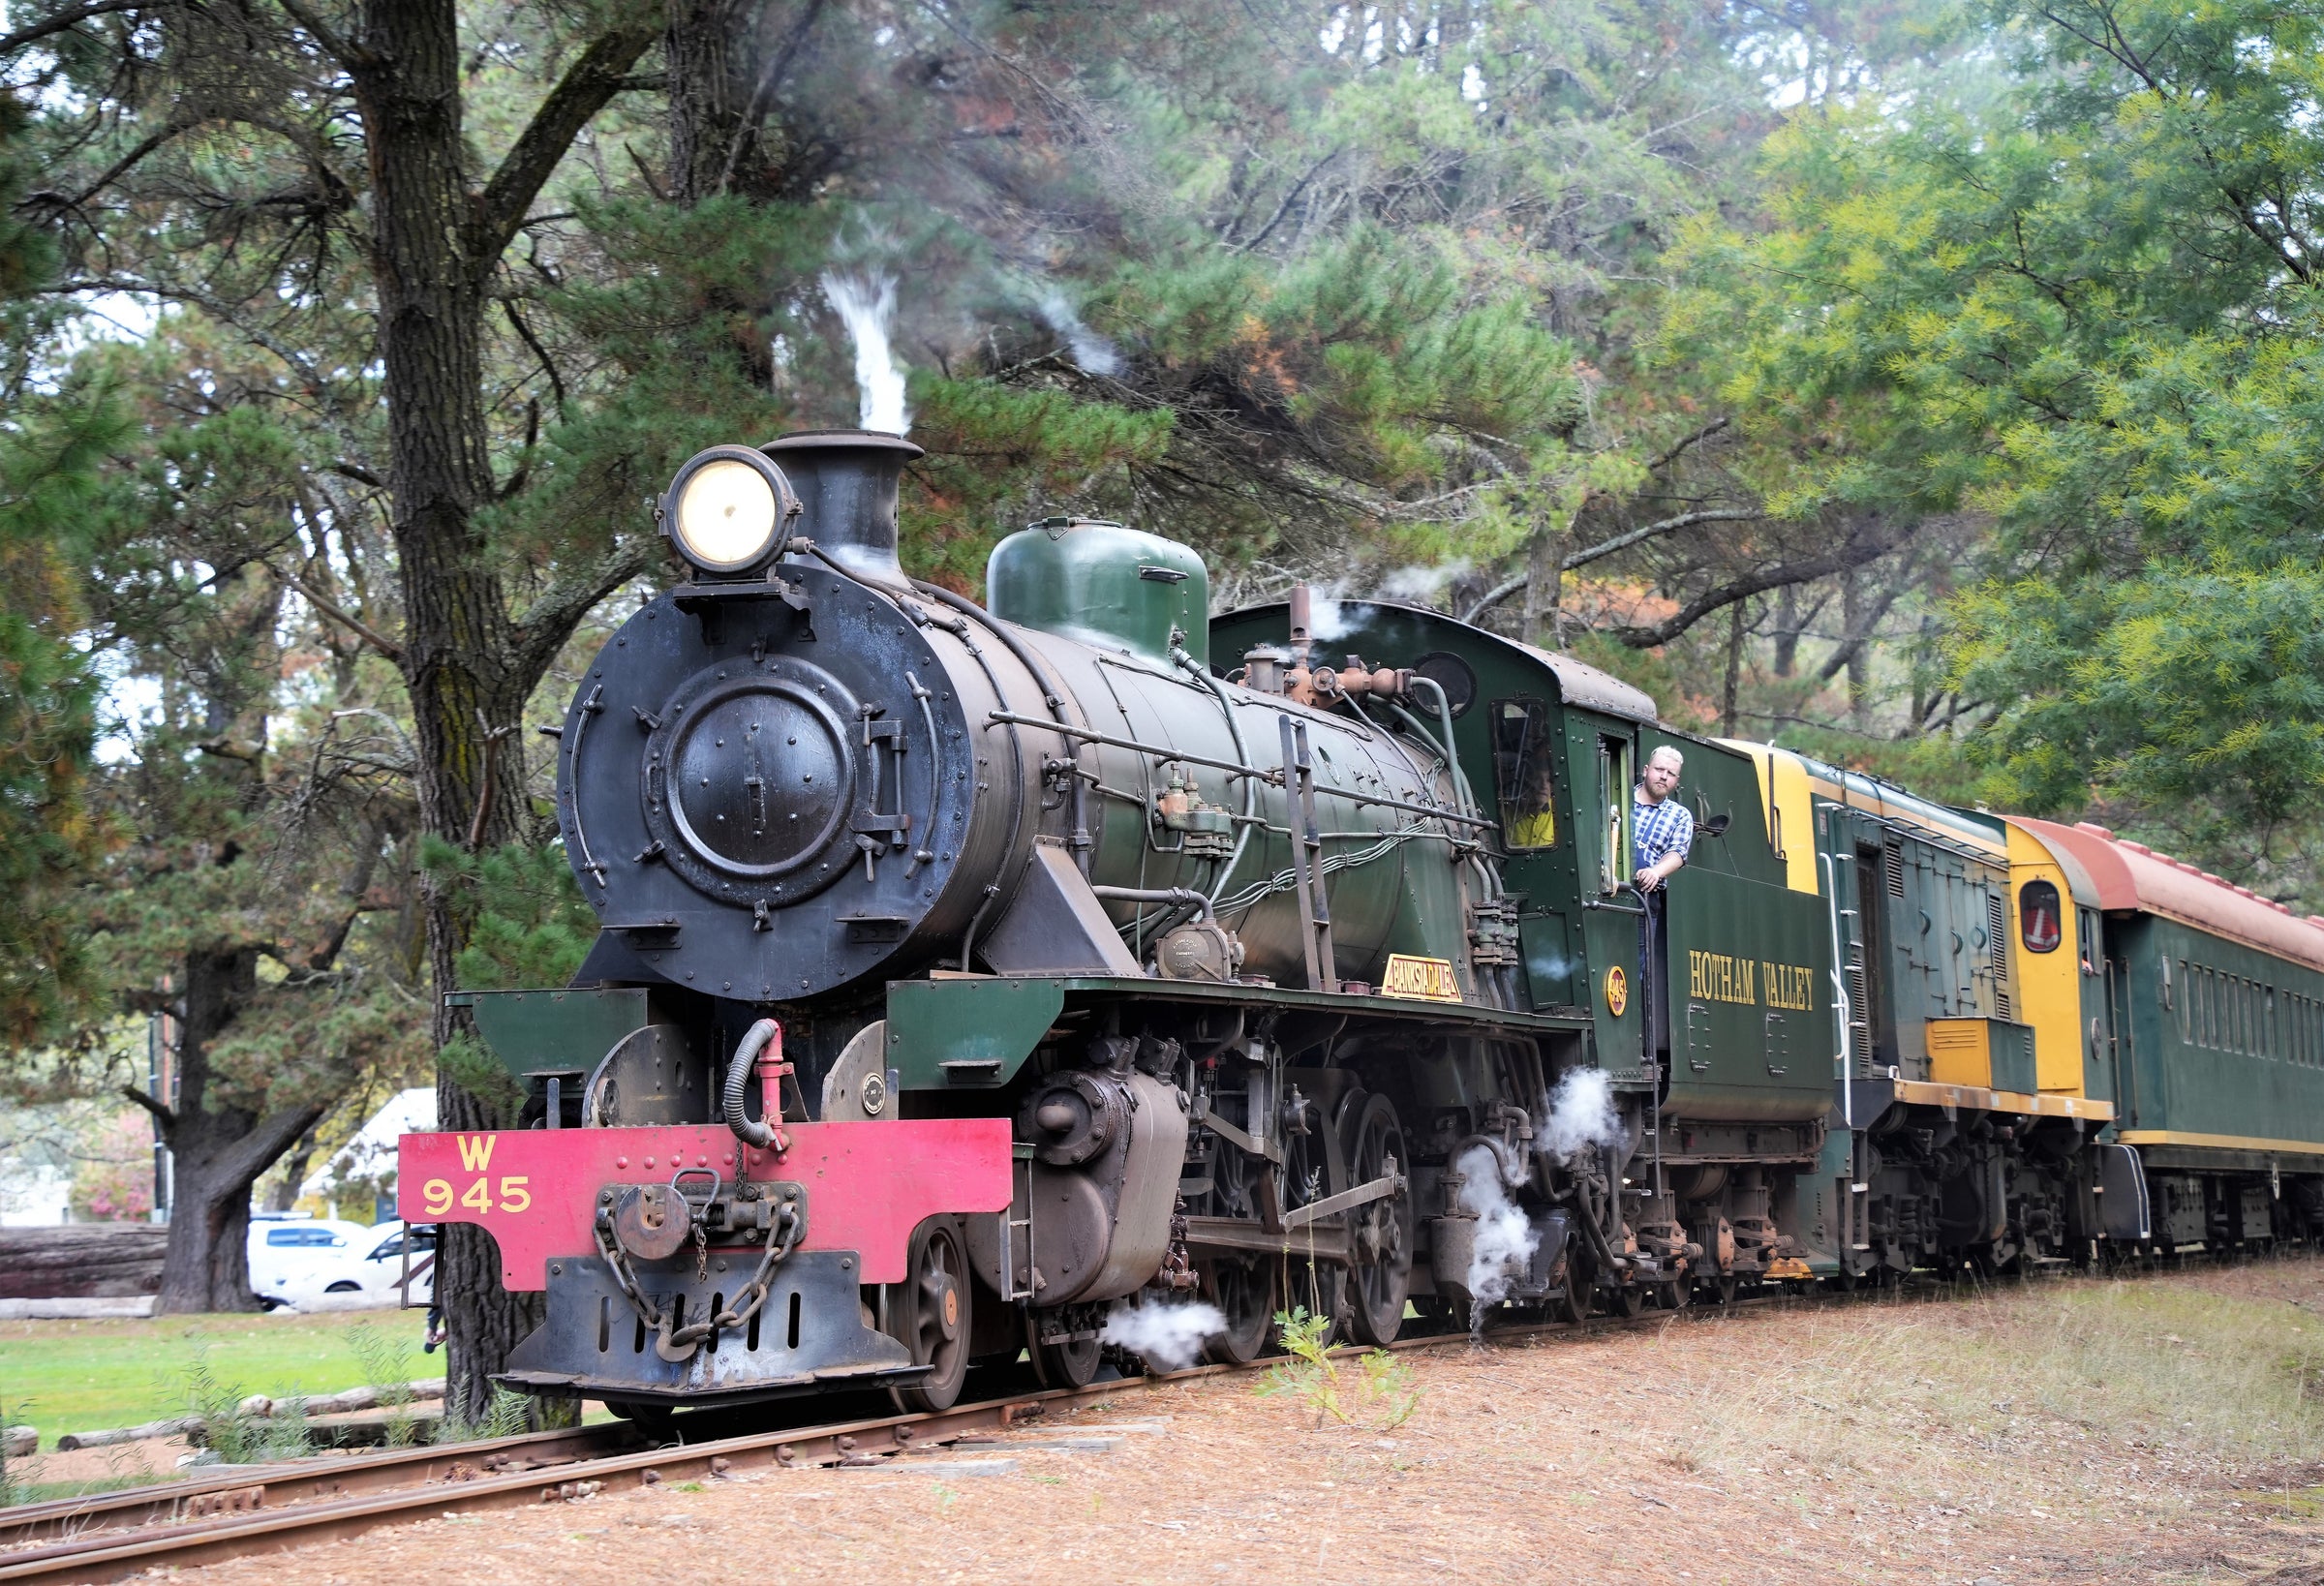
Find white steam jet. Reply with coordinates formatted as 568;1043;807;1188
822;271;910;435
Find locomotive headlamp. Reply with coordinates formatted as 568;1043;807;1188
663;445;799;576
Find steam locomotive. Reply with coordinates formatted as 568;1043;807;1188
400;428;2324;1419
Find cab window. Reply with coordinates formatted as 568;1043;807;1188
1492;698;1556;850
2019;879;2063;954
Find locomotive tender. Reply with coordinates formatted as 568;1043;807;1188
399;428;2324;1418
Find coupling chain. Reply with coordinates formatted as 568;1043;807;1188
595;1194;806;1364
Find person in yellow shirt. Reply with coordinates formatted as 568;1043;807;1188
1505;757;1556;849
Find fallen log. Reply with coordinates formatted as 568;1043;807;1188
0;1225;168;1299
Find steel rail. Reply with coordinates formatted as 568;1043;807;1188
0;1296;1804;1583
0;1419;644;1553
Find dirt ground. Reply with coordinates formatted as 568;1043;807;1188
148;1260;2324;1586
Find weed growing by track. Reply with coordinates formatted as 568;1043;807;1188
435;1382;532;1443
179;1347;310;1465
347;1322;419;1448
1258;1307;1422;1430
0;1398;25;1506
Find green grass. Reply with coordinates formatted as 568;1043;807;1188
0;1309;437;1447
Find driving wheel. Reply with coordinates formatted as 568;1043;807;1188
1281;1256;1346;1348
608;1401;676;1440
886;1219;970;1412
1027;1305;1102;1388
1277;1091;1348;1342
1339;1092;1414;1347
1555;1243;1592;1325
1202;1257;1276;1365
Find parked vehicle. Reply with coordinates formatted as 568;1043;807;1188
353;1221;437;1305
246;1216;431;1308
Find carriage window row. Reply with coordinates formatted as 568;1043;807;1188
2175;959;2324;1065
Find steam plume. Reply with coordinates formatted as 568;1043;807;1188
1101;1298;1226;1372
1305;581;1355;642
1036;290;1123;377
821;271;910;435
1537;1067;1621;1164
1453;1142;1538;1319
1380;559;1474;604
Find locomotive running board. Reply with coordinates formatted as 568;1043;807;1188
498;1252;926;1405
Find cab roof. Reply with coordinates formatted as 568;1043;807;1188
1214;597;1659;723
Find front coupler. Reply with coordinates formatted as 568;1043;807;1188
503;1251;917;1406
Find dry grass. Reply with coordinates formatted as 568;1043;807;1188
132;1259;2324;1586
1662;1273;2324;1506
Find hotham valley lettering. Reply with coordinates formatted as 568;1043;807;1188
1688;951;1816;1011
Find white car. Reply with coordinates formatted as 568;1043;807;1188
246;1217;434;1308
352;1221;437;1305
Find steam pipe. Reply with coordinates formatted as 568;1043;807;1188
1573;1170;1630;1272
1408;676;1484;830
1089;885;1215;923
983;712;1500;830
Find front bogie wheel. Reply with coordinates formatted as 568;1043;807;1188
885;1219;970;1412
608;1401;676;1440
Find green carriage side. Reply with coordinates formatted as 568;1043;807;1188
2020;820;2324;1247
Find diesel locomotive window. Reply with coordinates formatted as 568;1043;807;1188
2019;879;2063;953
1493;698;1557;849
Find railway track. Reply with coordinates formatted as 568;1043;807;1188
0;1294;1807;1584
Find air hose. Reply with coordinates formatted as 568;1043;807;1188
723;1018;785;1150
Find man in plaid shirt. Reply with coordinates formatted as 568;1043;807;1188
1633;746;1694;892
1634;745;1692;1064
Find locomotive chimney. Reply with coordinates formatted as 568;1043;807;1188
761;429;924;592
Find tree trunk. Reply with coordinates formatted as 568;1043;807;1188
1721;600;1747;736
665;0;752;201
666;0;833;203
1773;585;1798;678
1841;566;1870;727
347;0;656;1421
1520;521;1568;650
148;947;329;1315
352;0;538;1419
266;1130;318;1212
